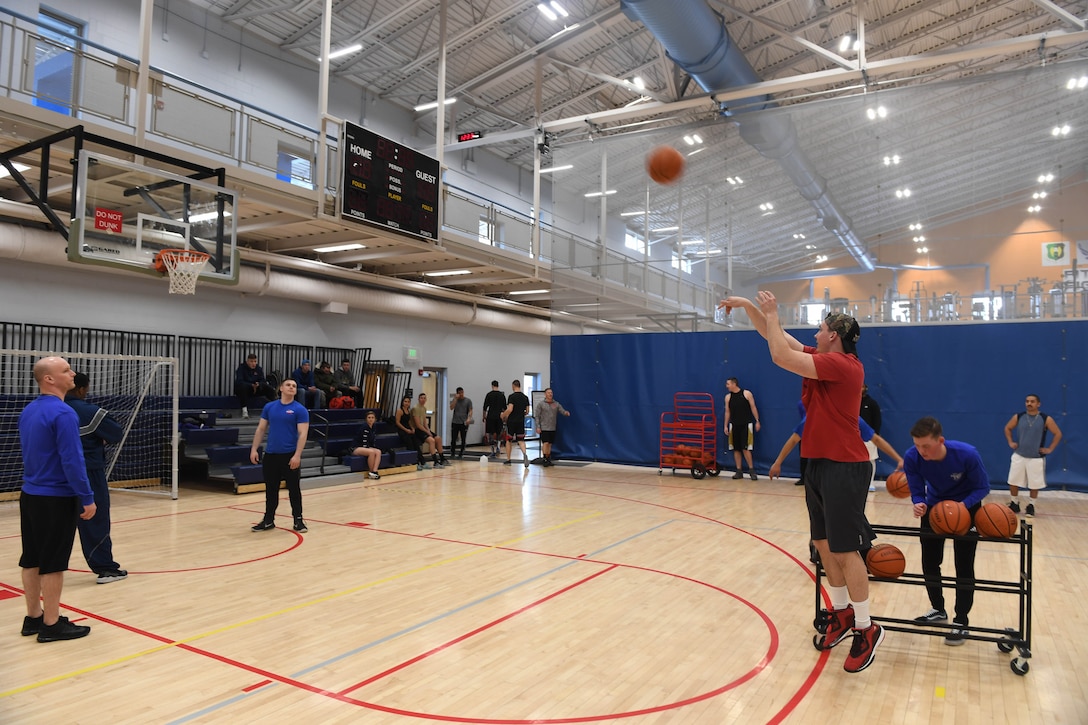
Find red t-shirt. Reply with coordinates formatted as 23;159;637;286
799;346;869;463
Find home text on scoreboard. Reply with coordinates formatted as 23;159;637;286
340;122;440;240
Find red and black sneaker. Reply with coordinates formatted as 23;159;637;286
844;623;885;673
814;605;855;650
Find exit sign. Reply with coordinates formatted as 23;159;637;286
457;131;483;142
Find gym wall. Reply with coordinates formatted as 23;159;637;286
551;319;1086;491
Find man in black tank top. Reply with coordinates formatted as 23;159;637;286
725;377;761;480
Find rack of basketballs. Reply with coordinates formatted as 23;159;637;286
658;392;720;480
812;470;1034;676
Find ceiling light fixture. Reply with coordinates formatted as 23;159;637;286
815;254;828;264
793;233;806;240
317;44;363;61
631;76;645;90
1027;205;1042;213
584;190;617;197
913;236;926;243
653;225;679;232
726;176;744;185
620;210;647;217
1051;124;1071;137
1033;191;1047;199
1066;75;1088;90
883;154;900;166
189;210;234;223
1037;173;1054;183
313;242;365;253
413;98;457;112
0;162;31;179
687;147;707;157
539;164;573;174
866;106;888;120
909;223;923;231
759;202;774;212
509;289;549;295
537;3;558;21
895;188;912;198
680;239;704;245
423;269;471;277
916;246;928;254
550;1;569;18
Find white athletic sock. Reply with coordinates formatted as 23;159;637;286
851;599;871;629
830;585;849;611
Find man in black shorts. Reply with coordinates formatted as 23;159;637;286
18;356;98;642
482;380;507;458
501;380;531;468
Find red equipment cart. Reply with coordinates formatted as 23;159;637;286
659;392;720;479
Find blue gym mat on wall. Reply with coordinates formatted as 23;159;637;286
550;319;1086;492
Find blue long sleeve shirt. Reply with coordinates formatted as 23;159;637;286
19;395;94;505
903;439;991;510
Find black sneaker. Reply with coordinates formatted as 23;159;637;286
367;471;381;480
749;471;758;481
96;569;128;584
945;627;968;646
21;614;43;636
914;608;948;623
37;616;91;642
1026;504;1035;517
503;459;512;466
1008;500;1020;514
293;518;308;533
732;471;743;479
251;520;275;532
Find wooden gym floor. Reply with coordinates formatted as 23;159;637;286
2;461;1086;724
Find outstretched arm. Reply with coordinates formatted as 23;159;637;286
721;295;803;351
769;433;802;479
758;291;818;379
870;433;903;469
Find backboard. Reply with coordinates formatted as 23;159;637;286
68;150;239;284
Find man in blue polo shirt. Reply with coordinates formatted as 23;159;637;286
18;356;98;643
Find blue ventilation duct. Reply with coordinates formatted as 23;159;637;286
621;0;874;271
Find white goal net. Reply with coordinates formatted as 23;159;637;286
0;349;179;499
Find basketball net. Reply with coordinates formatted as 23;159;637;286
158;250;211;295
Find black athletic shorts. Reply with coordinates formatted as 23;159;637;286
486;417;504;435
19;492;80;575
540;430;556;444
505;418;526;438
804;459;875;553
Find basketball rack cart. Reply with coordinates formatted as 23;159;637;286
812;522;1033;675
658;392;720;479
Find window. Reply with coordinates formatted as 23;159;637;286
625;231;646;255
34;10;84;115
671;253;692;274
478;218;493;245
276;147;313;189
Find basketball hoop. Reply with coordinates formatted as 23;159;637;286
156;250;211;295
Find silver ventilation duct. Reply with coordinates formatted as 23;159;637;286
621;0;874;271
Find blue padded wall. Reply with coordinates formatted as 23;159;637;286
550;319;1086;491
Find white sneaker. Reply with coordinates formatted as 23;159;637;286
241;407;249;419
367;471;381;480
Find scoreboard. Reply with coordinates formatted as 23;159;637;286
340;122;440;240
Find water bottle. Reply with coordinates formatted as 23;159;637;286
479;454;488;467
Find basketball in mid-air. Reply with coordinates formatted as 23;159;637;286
929;500;971;536
646;146;684;185
975;502;1018;539
865;543;906;579
885;470;910;498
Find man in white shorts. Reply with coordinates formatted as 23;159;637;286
1003;394;1062;517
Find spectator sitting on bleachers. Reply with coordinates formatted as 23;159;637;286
395;396;430;470
314;361;338;404
351;411;382;480
234;354;274;419
291;359;325;410
333;358;362;406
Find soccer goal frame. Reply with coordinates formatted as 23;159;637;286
0;349;180;499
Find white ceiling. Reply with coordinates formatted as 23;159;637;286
4;0;1088;329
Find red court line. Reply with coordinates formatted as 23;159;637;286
338;563;619;696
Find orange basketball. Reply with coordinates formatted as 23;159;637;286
975;502;1018;539
646;145;684;185
885;470;910;498
929;499;971;536
866;543;906;579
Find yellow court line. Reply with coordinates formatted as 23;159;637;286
2;509;603;698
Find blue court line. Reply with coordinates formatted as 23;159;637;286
168;520;677;723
